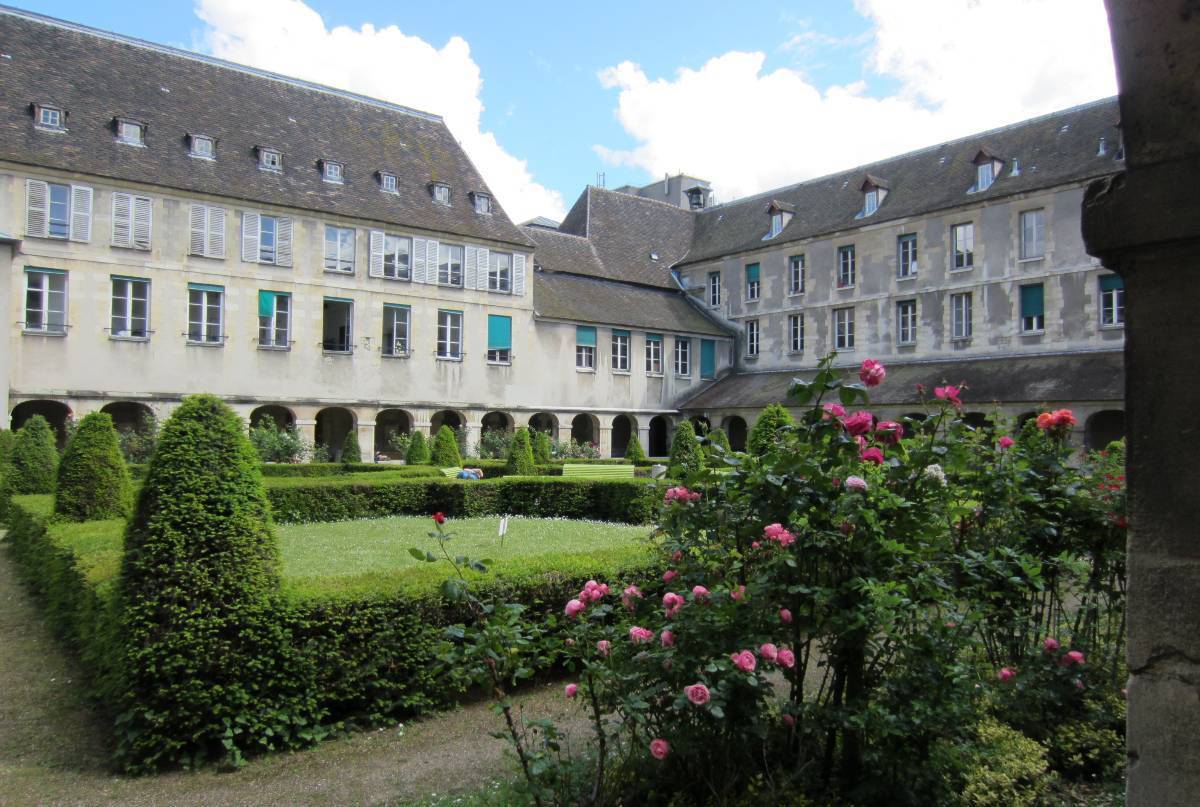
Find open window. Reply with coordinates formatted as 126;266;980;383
322;297;354;353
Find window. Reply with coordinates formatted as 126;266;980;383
322;161;343;183
257;291;290;348
896;299;917;345
260;215;277;263
645;333;663;374
474;193;492;215
24;269;67;333
26;180;91;242
116;119;144;146
383;305;410;356
897;234;918;278
976;162;994;191
745;263;760;300
438;243;464;286
1100;274;1125;327
487;314;512;363
383;234;411;280
259;148;282;172
769;212;784;238
189;134;215;159
36;105;63;130
708;271;721;307
242;212;292;266
322;298;354;353
110;277;149;338
47;183;70;239
380;172;398;193
576;325;597;370
700;339;716;379
951;292;973;340
746;320;760;357
863;189;879;216
1020;284;1045;333
489;252;512;292
837;245;856;288
674;339;691;376
788;313;804;353
834;307;855;350
788;255;806;295
324;225;355;273
1019;209;1045;259
189;204;226;258
187;284;223;344
432;183;451;205
111;192;152;250
437;310;463;359
612;330;631;373
951;223;974;270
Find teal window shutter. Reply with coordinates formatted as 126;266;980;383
1099;274;1123;291
746;263;760;282
258;290;275;317
576;325;597;347
700;339;715;379
645;332;662;342
488;314;512;350
188;282;224;293
612;328;630;338
1020;284;1044;317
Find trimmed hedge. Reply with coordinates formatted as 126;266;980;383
506;427;536;475
533;429;552;464
128;461;417;479
405;431;431;466
748;403;794;456
340;430;363;463
431;425;462;467
668;420;705;477
11;415;58;494
55;412;132;522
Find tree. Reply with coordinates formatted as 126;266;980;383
624;433;647;463
405;430;431;465
118;412;159;464
340;429;363;464
11;415;58;494
54;412;132;521
533;430;553;464
668;420;705;477
116;394;314;771
506;427;537;475
248;419;305;463
431;425;463;468
747;403;794;456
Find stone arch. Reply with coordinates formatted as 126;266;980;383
571;413;599;446
689;415;711;436
962;411;992;432
481;411;514;433
901;412;926;438
1085;409;1126;450
649;415;672;457
1016;411;1038;431
722;415;748;452
315;407;356;460
101;401;156;433
611;414;637;458
430;409;465;435
249;404;296;431
375;408;413;456
528;412;558;434
11;399;73;447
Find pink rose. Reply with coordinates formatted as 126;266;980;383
660;630;675;647
998;667;1016;682
777;648;796;669
875;421;903;445
822;402;846;420
843;411;874;436
663;569;678;583
779;608;793;624
776;530;796;548
845;476;868;492
565;683;578;698
934;385;963;409
998;436;1015;450
1043;637;1061;652
685;683;710;705
730;585;746;601
596;640;611;657
751;541;761;549
650;738;670;760
782;714;796;728
1052;409;1078;428
859;359;886;387
732;650;757;672
1075;680;1086;691
759;643;779;663
1064;650;1085;666
671;550;683;562
764;523;785;539
860;447;884;466
692;585;710;600
622;585;644;610
663;592;685;618
564;598;586;618
629;626;654;644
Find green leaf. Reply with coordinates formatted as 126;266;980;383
407;547;426;561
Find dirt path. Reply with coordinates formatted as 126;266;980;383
0;545;586;806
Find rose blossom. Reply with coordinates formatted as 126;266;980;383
650;738;670;760
1043;637;1061;652
671;550;683;563
779;608;793;624
732;650;757;672
629;626;654;644
875;421;903;445
859;359;886;387
759;643;779;663
691;585;710;601
764;523;786;539
685;683;710;705
433;512;446;524
564;599;586;618
845;475;869;492
564;683;578;698
822;402;847;420
1064;650;1086;666
663;569;678;583
660;630;675;647
934;385;963;409
777;648;796;669
1052;409;1078;428
596;640;611;657
1036;412;1055;430
860;447;884;466
751;541;762;550
843;411;875;436
782;714;796;728
622;585;644;610
663;592;685;618
730;585;746;601
998;667;1016;683
998;436;1015;450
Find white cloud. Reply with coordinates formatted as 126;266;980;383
596;0;1117;204
194;0;564;222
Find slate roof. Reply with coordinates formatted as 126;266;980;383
680;351;1125;411
681;98;1122;266
0;9;533;248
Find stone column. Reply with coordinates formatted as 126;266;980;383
1082;3;1200;801
357;420;376;462
598;427;613;458
295;418;317;455
637;426;651;455
0;242;12;425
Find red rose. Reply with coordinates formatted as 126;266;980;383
433;512;446;524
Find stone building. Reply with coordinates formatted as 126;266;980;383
0;7;1125;457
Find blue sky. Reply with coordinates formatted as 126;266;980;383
12;1;1117;221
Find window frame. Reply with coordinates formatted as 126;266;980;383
645;336;663;375
488;251;513;293
1100;276;1125;328
897;234;918;279
382;233;412;280
259;214;278;264
863;189;878;216
110;276;150;340
322;297;355;354
189;134;215;160
258;148;283;172
745;263;760;301
36;104;64;130
437;309;464;360
24;268;68;334
837;245;856;289
474;193;492;215
834;307;856;350
951;291;973;341
708;271;721;308
438;243;465;287
322;161;344;184
257;291;291;349
380;172;398;193
788;254;806;295
576;344;596;371
323;224;356;274
47;182;71;240
186;285;224;345
951;223;975;271
612;331;631;373
674;338;691;377
116;119;144;146
896;299;918;345
976;162;994;191
382;304;411;357
432;183;451;205
788;312;805;354
1020;283;1046;334
1019;208;1045;260
745;319;760;358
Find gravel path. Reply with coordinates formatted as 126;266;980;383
0;544;586;806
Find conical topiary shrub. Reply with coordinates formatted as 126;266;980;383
11;415;58;494
624;433;647;463
115;394;315;772
668;420;705;477
340;429;362;464
431;424;463;468
533;429;553;464
506;427;537;476
405;430;431;465
747;403;794;456
54;412;131;521
706;427;732;466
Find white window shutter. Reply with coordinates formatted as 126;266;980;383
368;230;385;277
111;192;133;248
412;237;427;283
208;207;226;258
242;212;260;262
132;196;152;250
25;179;48;238
464;245;478;290
476;248;490;289
427;240;439;283
276;217;293;267
513;253;527;296
69;184;92;243
189;203;206;256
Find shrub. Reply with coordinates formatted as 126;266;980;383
624;433;647;463
117;412;158;464
506;427;537;476
952;719;1051;807
11;415;58;494
115;394;318;772
249;419;306;463
533;429;553;464
54;412;132;522
310;443;332;463
746;402;793;455
387;430;412;458
0;428;17;468
478;429;513;460
405;431;431;465
340;429;363;464
706;427;731;465
667;420;704;477
431;425;463;468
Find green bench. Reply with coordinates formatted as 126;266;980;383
440;467;463;478
561;463;636;479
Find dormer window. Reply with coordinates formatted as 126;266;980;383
864;190;879;216
858;175;889;218
189;134;215;160
379;172;398;193
431;183;451;205
472;192;492;215
686;186;707;210
762;200;794;240
321;160;344;184
970;149;1004;192
116;119;144;146
34;104;64;131
258;147;282;172
976;162;994;190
